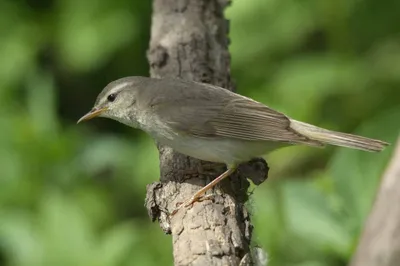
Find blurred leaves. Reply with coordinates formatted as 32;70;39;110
0;192;137;266
329;108;400;231
56;0;137;72
0;0;399;265
0;1;42;88
252;109;399;265
227;2;399;265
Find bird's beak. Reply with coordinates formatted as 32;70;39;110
77;107;108;124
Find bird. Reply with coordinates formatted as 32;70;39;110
77;76;389;214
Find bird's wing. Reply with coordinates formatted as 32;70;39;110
152;91;322;146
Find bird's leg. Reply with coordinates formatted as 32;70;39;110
171;166;236;215
183;167;236;206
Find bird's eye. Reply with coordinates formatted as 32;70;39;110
107;93;116;102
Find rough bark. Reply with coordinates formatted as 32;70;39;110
350;136;400;266
145;0;268;265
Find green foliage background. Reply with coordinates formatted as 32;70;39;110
0;0;399;265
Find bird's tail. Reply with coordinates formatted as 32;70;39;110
290;120;389;152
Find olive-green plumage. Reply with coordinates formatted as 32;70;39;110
79;76;388;163
78;76;389;213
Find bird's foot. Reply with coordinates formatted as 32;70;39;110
170;194;215;216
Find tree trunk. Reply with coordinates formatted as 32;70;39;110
145;0;268;265
350;136;400;266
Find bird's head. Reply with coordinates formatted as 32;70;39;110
77;77;148;127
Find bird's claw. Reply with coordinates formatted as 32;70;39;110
170;194;215;216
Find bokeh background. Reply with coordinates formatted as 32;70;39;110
1;0;399;265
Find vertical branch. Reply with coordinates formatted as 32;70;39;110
145;0;268;265
350;136;400;266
